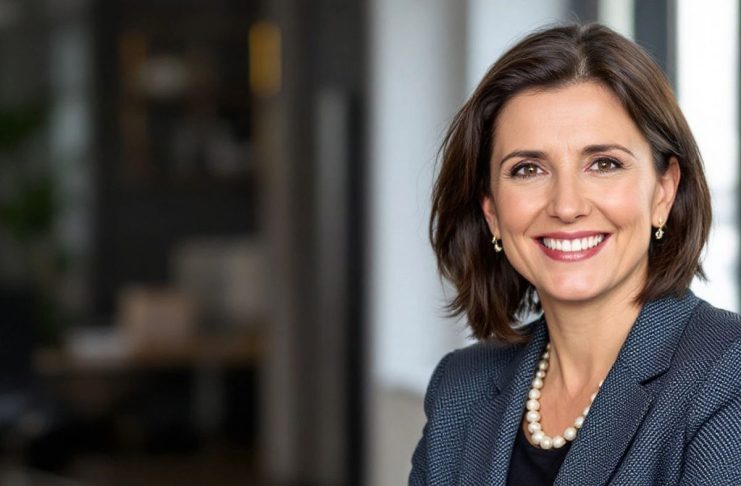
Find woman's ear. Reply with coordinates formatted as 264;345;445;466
480;193;500;236
653;156;681;223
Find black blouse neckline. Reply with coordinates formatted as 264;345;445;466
506;421;573;485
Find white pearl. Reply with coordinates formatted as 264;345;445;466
526;410;541;423
528;422;542;433
532;378;544;389
563;427;577;440
528;389;541;400
599;379;604;387
526;399;540;411
536;370;546;379
575;416;585;428
590;392;598;401
583;405;590;416
532;430;544;444
540;436;553;449
546;343;551;350
538;360;549;371
542;351;550;359
552;436;566;448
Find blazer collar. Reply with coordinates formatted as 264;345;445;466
494;317;548;394
610;290;699;383
457;290;700;486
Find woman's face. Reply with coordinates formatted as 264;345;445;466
481;81;680;307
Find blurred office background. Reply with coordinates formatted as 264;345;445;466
0;0;735;485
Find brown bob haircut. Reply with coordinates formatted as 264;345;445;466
430;22;711;343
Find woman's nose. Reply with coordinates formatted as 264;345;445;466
545;174;591;222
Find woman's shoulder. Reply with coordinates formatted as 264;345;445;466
667;298;741;448
411;335;534;484
666;297;741;394
445;339;523;382
678;297;741;363
422;332;531;413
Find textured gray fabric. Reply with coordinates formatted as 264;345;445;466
410;291;741;485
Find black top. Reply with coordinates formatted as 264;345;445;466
506;422;572;485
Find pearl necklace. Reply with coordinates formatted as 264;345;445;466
524;343;604;449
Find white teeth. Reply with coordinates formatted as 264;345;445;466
542;235;605;252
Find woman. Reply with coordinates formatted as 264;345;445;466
410;23;741;485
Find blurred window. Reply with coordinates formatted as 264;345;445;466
677;0;740;311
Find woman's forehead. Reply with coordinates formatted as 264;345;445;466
492;82;650;158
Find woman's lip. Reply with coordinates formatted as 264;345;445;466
535;233;611;262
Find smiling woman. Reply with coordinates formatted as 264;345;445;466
411;23;741;486
482;82;680;307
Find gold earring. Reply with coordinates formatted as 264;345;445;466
655;218;665;240
492;235;502;252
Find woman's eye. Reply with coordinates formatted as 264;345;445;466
511;163;543;178
589;158;622;172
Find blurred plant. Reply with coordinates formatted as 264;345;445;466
0;101;67;345
0;174;55;243
0;104;46;151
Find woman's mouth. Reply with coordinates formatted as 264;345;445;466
536;233;610;261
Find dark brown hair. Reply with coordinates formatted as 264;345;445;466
430;22;711;343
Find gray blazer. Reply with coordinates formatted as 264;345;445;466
410;291;741;485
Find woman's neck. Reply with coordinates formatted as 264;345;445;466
539;292;641;397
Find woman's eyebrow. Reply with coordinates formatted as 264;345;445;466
497;144;636;167
498;150;546;167
582;143;636;158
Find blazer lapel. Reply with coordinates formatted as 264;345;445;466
553;359;653;486
554;291;700;486
458;320;549;486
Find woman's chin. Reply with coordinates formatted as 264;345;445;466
537;281;604;305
